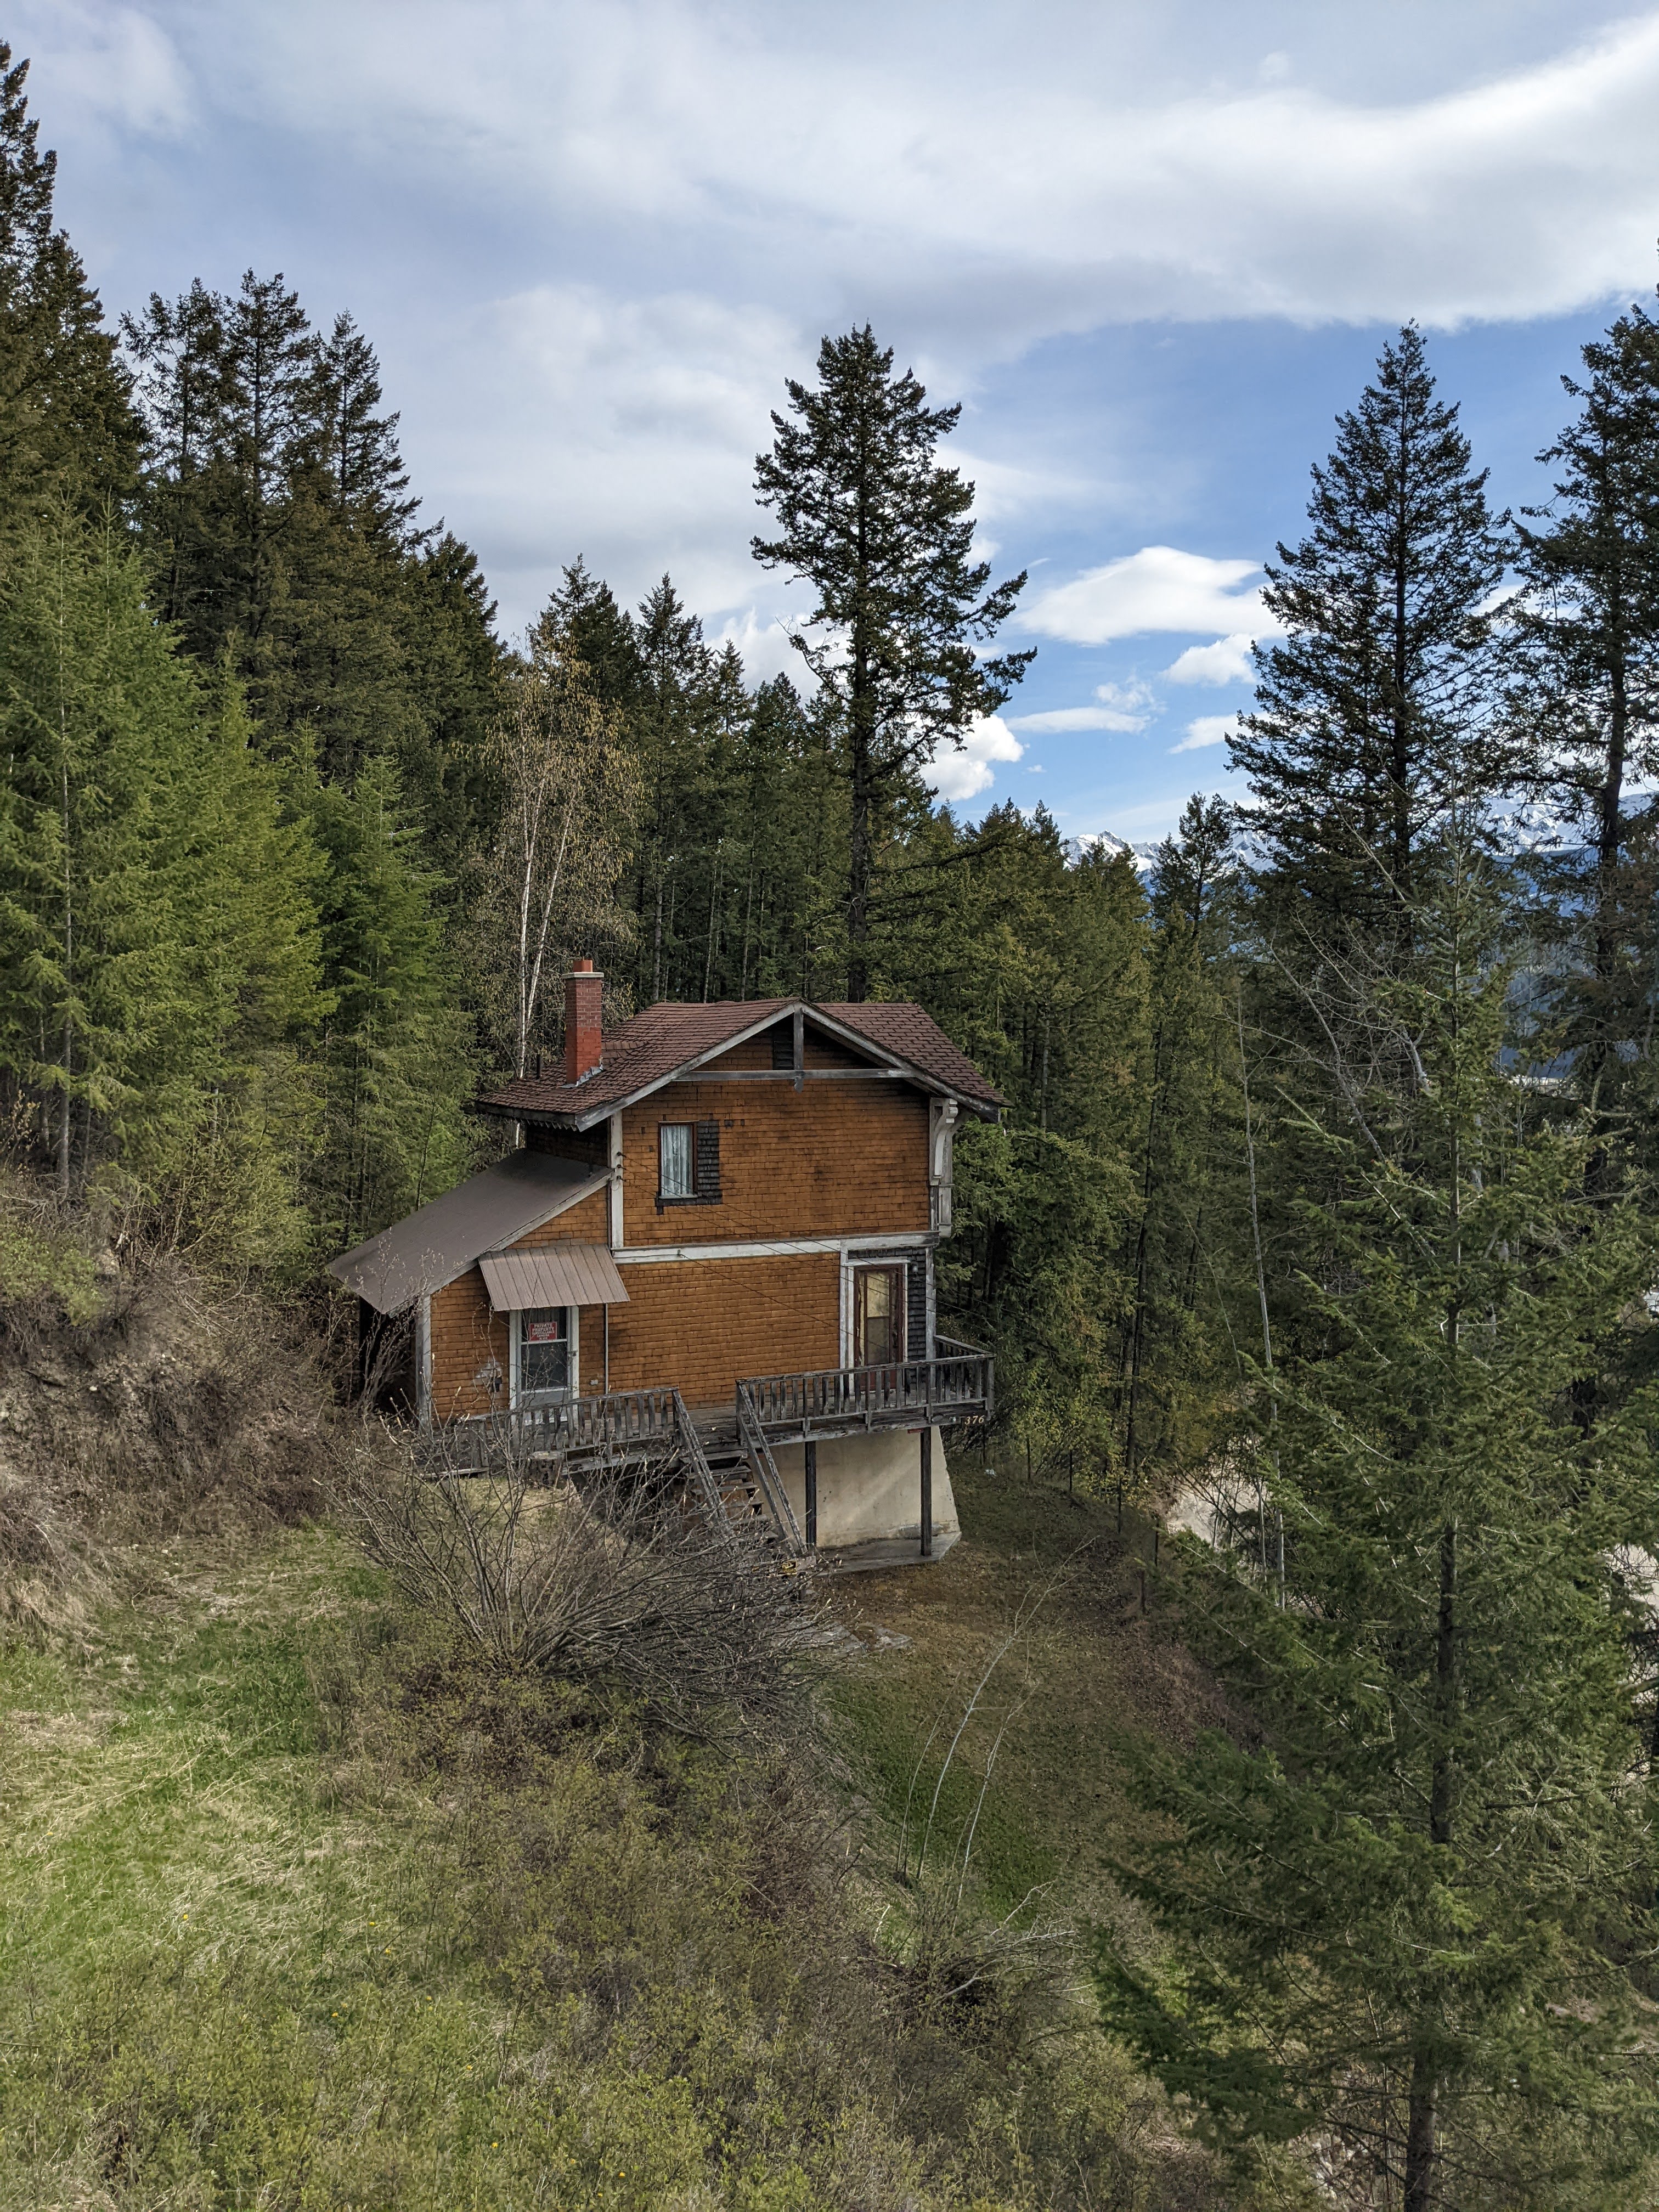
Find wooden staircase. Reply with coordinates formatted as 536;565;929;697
670;1392;806;1562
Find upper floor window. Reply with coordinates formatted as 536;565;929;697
659;1121;694;1198
657;1118;721;1206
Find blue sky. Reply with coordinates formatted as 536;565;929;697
21;0;1659;842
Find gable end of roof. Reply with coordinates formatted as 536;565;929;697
473;997;1003;1127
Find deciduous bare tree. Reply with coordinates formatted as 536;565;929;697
475;633;642;1076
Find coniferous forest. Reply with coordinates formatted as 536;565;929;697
3;40;1659;2212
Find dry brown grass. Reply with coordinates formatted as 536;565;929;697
0;1176;342;1643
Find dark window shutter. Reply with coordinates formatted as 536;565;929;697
695;1119;721;1200
907;1255;929;1362
769;1022;793;1070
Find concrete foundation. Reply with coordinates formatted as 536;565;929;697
769;1426;959;1553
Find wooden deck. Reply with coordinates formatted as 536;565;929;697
425;1345;992;1565
435;1346;992;1469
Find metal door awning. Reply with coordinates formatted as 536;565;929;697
479;1244;630;1311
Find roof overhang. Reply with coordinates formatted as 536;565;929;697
479;1000;1001;1131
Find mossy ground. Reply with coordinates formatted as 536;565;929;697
1;1455;1225;2209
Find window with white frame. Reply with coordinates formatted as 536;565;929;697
515;1306;572;1402
658;1121;694;1198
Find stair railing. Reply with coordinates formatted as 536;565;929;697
735;1383;806;1556
669;1390;742;1545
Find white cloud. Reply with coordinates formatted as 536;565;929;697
929;714;1023;801
1024;548;1267;645
21;0;1659;651
60;2;1659;336
1171;715;1240;754
1008;678;1156;733
407;283;805;634
24;3;192;138
1008;705;1144;733
705;608;804;685
1164;632;1260;685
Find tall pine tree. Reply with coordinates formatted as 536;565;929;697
753;326;1032;998
0;46;137;518
1231;326;1506;943
1508;303;1659;1195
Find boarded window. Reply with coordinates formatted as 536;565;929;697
769;1021;794;1070
659;1122;693;1197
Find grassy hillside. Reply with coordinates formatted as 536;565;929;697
1;1204;1237;2210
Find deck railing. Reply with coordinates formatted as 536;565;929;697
740;1348;994;1436
435;1385;682;1469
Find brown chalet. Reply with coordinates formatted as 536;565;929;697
329;962;1002;1566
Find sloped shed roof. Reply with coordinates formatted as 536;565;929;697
478;1245;629;1312
328;1152;605;1314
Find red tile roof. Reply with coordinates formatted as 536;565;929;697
476;998;1002;1127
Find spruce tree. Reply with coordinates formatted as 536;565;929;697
126;275;505;832
753;326;1033;998
306;754;476;1244
304;311;417;529
0;46;137;517
1508;304;1659;1193
1102;848;1659;2208
0;510;325;1216
1118;797;1239;1481
532;557;641;710
627;574;721;1003
1231;328;1506;941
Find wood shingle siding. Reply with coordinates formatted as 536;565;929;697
512;1190;611;1246
602;1253;840;1406
430;1267;508;1419
622;1080;928;1246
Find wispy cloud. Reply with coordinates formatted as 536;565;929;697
1171;714;1239;754
51;1;1657;334
1164;632;1260;685
1008;680;1155;735
1024;549;1266;646
21;0;1656;644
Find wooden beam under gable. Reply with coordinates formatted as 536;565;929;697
557;999;994;1129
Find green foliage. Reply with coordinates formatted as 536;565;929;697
753;324;1033;997
1232;324;1508;938
0;1187;98;1320
123;268;507;854
304;752;477;1248
1102;851;1659;2207
0;44;137;516
0;509;325;1252
1508;304;1659;1205
0;1517;1211;2211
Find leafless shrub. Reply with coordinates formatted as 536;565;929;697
345;1420;822;1739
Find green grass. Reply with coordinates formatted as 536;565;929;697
823;1460;1199;1924
0;1477;1220;2210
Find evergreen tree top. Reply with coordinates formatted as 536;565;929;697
0;43;138;511
752;323;1034;758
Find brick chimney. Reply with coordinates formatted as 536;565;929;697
564;960;604;1084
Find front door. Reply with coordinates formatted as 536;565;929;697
853;1265;905;1368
